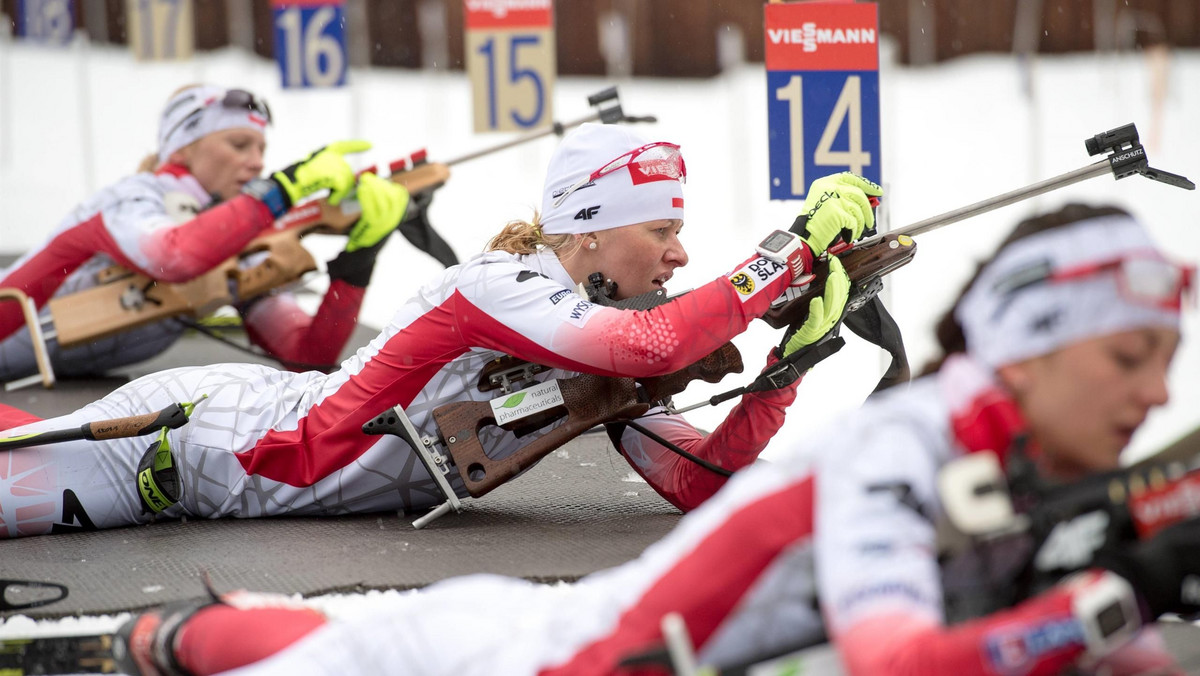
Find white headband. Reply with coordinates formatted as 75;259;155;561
955;213;1183;368
157;85;269;164
539;123;684;235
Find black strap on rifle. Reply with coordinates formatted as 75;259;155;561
842;294;910;393
607;419;734;478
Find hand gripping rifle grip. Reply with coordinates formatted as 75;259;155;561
761;232;917;330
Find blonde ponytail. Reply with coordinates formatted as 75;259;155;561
486;213;583;259
137;153;160;173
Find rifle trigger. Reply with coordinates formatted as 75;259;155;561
847;276;884;313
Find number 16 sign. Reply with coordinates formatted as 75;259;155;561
765;2;881;200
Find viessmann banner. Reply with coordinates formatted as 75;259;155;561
764;1;881;200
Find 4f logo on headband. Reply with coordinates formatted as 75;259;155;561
574;206;600;221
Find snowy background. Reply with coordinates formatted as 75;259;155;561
1;28;1197;639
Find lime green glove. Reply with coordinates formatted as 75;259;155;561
795;172;883;255
345;172;411;253
271;139;371;209
781;256;850;358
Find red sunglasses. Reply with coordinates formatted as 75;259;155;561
1000;251;1194;311
551;142;686;208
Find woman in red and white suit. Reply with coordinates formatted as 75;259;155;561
0;123;872;537
0;83;410;380
112;203;1195;676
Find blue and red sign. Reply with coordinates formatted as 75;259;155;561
764;2;881;200
272;0;348;88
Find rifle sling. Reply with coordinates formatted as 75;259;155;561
842;294;910;393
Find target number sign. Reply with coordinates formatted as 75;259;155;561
464;0;556;133
273;0;348;88
765;2;881;200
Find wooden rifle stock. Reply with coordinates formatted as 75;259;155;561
431;342;743;499
47;163;451;348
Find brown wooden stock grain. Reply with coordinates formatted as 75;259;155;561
433;374;650;498
637;342;743;403
46;163;451;348
761;233;917;330
432;342;743;499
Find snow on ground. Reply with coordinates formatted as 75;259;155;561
0;32;1197;635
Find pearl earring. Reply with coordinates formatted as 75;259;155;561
588;241;598;250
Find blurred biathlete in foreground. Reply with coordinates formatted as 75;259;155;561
105;203;1195;676
0;83;412;380
0;123;878;536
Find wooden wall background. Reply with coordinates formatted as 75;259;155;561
3;0;1198;76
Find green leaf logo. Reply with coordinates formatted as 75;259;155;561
501;393;527;409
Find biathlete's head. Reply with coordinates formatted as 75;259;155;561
488;123;689;300
937;204;1192;478
148;84;272;201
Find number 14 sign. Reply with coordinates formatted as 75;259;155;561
765;2;881;200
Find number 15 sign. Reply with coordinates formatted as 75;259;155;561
765;2;881;200
464;0;555;133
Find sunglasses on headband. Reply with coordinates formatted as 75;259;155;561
163;89;273;143
997;251;1194;311
551;142;686;209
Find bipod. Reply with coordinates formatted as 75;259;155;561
362;407;463;529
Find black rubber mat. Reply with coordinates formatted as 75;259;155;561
0;326;682;618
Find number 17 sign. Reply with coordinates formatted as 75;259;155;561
765;2;881;200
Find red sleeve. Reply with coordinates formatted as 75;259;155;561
0;194;274;342
242;279;366;371
453;253;793;379
836;574;1180;676
175;604;327;676
139;195;276;282
613;351;800;511
0;403;42;432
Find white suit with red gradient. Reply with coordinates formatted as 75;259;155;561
0;246;798;536
0;163;365;380
198;355;1176;676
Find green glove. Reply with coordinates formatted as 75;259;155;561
271;139;371;209
781;256;850;358
795;172;883;255
345;172;411;253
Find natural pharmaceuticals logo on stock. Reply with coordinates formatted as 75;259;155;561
767;23;878;53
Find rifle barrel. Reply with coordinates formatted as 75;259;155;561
856;158;1112;247
442;110;604;166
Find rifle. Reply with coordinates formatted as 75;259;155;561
363;279;746;529
939;426;1200;602
43;87;654;350
759;122;1195;338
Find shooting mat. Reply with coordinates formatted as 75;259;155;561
0;325;682;618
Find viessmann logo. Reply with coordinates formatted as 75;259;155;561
465;0;550;19
768;22;877;53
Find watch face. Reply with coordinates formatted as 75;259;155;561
1096;601;1127;638
760;231;793;253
